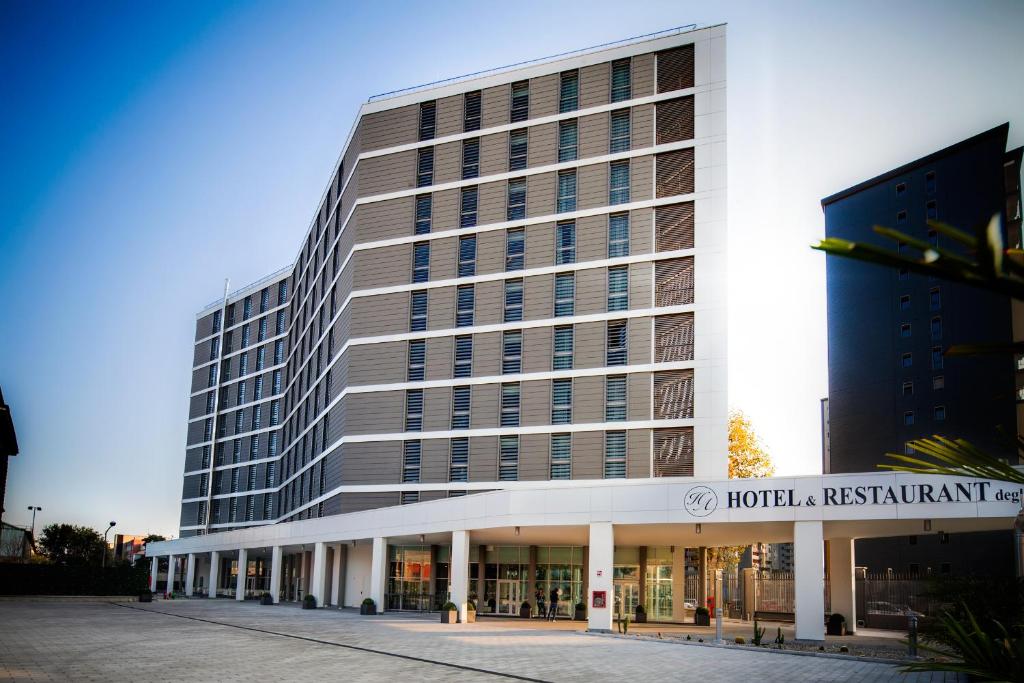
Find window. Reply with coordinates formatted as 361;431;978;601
254;375;264;401
456;285;475;326
449;437;469;481
611;58;631;102
925;171;936;194
504;279;523;322
502;331;522;374
251;405;262;430
557;170;577;213
899;295;911;311
405;390;423;431
509;128;528;171
656;98;694;146
237;381;247;405
458;236;477;277
926;200;937;220
901;352;913;368
250;437;260;461
930;317;942;341
934;405;946;421
415;194;432;235
507;178;526;221
463;91;481;132
558;120;578;162
604;431;627;478
231;468;240;493
606;375;627;421
454;335;473;378
610;109;631;153
276;310;286;334
270;399;280;426
928;229;938;247
655;148;694;197
610;161;630;204
274;340;284;364
419;101;436;141
206;391;215;414
933;375;945;390
505;228;525;270
607;320;628;365
553;325;574;370
510;80;529;122
410;291;427;331
451;385;470;427
402;440;421;483
899;267;909;281
609;213;630;257
243;296;252;320
412;242;430;283
900;323;912;338
896;210;907;226
278;281;288;305
903;411;915;426
226;303;235;326
902;381;914;396
559;70;578;113
555;221;576;264
408;339;425;382
241;324;250;348
212;310;222;334
895;182;907;196
462;138;480;180
554;273;575;316
929;287;941;310
551;379;572;424
272;370;281;394
460;186;478;227
203;418;213;441
549;433;572;479
258;317;267;342
210;337;220;361
500;383;520;427
499;435;519;480
608;266;629;311
416;147;434;187
931;346;944;370
259;288;270;313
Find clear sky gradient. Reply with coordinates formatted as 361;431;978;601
2;0;1022;538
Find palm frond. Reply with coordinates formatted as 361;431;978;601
880;435;1024;484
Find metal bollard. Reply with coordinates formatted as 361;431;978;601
907;613;918;657
715;607;724;643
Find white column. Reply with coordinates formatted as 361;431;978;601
311;542;328;607
450;530;470;622
828;538;856;634
794;521;825;641
331;544;345;607
149;556;158;592
270;546;283;604
370;537;387;613
587;522;614;632
185;554;196;597
209;551;220;598
236;548;248;601
166;554;176;594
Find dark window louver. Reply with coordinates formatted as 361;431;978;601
419;101;436;141
656;96;695;144
462;138;480;179
416;147;434;188
653;427;694;477
509;129;528;171
656;148;694;197
657;44;695;93
611;58;631;102
414;194;432;234
655;202;695;251
510;80;529;123
559;70;579;113
464;91;481;132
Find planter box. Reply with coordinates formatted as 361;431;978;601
826;622;846;636
138;593;152;603
360;603;377;615
260;594;274;606
519;604;532;619
635;610;648;624
465;610;476;623
694;612;710;626
441;610;458;624
302;601;316;610
574;607;586;621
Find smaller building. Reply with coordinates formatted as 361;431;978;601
113;534;148;566
0;522;33;562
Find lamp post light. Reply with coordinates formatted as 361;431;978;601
26;506;42;539
101;521;116;568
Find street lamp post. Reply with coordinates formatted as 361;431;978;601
26;506;42;539
101;521;116;568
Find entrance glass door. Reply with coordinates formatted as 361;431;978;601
613;582;639;617
497;580;520;615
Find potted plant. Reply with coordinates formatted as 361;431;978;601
441;601;459;623
634;604;647;624
260;592;274;606
138;590;153;603
694;605;710;626
360;597;376;615
302;594;317;610
519;600;532;619
466;600;477;623
574;602;586;621
826;612;846;636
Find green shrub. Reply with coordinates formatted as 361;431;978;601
902;605;1024;681
695;606;709;616
0;563;147;596
362;597;375;606
303;594;317;608
442;601;458;611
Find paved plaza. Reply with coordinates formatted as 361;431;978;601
0;599;963;682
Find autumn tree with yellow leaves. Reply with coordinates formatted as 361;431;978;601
728;409;774;479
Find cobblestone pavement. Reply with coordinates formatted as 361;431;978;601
0;599;964;682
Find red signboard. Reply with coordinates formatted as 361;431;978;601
592;590;607;609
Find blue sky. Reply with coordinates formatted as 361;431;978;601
2;0;1022;537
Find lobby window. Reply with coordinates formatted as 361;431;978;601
554;273;575;316
551;378;572;424
405;389;423;431
416;147;434;187
410;291;427;331
931;346;944;370
926;200;938;220
464;91;481;132
932;375;945;390
407;339;425;382
926;171;936;194
557;170;577;212
510;80;529;123
607;320;628;365
899;295;911;311
901;352;913;368
415;194;432;235
462;138;480;180
402;440;421;483
902;381;914;397
449;437;469;481
459;235;477;277
509;128;528;171
502;330;522;374
418;101;436;141
558;120;578;162
609;161;630;204
451;386;471;429
243;296;252;321
610;109;631;154
412;242;430;283
454;335;473;378
504;279;523;322
608;213;630;257
604;431;627;478
500;383;521;427
505;228;525;270
550;434;571;479
929;287;941;310
555;221;576;264
499;435;519;481
460;186;478;227
559;70;579;113
934;405;947;421
260;288;270;313
507;178;527;221
608;266;629;312
611;58;631;102
900;323;912;338
456;285;475;326
930;316;942;341
605;375;627;421
553;325;574;370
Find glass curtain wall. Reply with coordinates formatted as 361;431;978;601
387;546;449;611
533;546;583;617
645;546;674;620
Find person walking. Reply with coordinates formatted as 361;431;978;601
547;586;560;621
535;588;545;619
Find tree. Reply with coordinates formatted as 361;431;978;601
37;524;106;566
728;410;775;479
142;534;166;544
